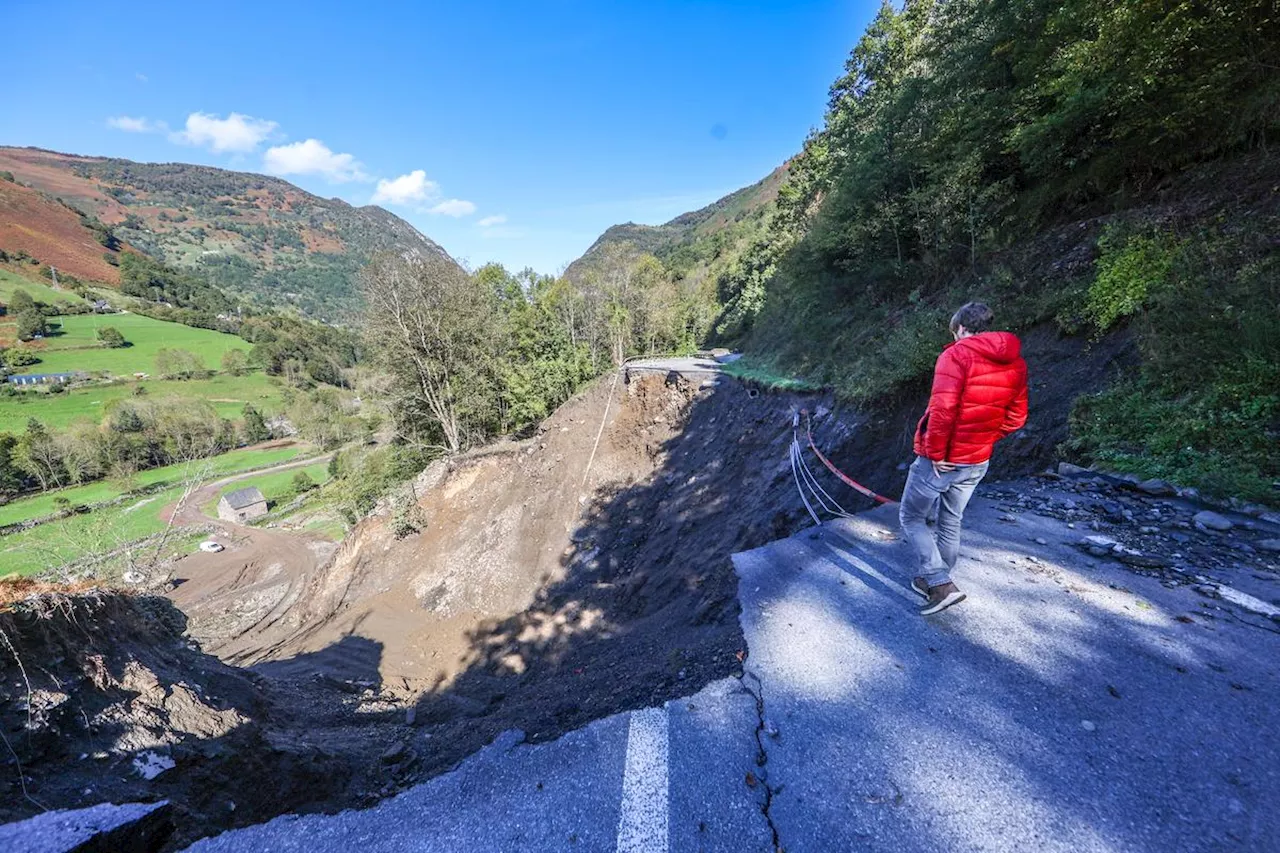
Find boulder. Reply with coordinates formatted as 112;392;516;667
1137;478;1176;497
1116;552;1170;569
1257;539;1280;553
1193;510;1234;532
1079;534;1119;558
1058;462;1091;477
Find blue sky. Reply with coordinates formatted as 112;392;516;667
1;1;873;274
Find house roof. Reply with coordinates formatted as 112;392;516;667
222;486;266;509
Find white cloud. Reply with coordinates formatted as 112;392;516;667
429;199;477;217
107;115;165;133
371;169;439;205
477;214;507;227
135;72;148;83
171;112;278;153
370;168;474;217
262;139;368;182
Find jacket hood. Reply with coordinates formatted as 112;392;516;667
954;331;1022;364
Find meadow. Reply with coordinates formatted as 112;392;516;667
24;312;251;376
0;266;88;306
0;445;327;576
0;443;309;527
205;461;331;515
0;481;190;577
0;371;282;432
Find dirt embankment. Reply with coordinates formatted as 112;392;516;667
0;591;356;849
1;326;1130;845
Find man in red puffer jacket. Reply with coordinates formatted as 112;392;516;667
901;302;1028;616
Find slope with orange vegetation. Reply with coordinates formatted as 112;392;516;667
0;177;121;284
0;146;451;316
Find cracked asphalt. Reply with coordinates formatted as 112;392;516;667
178;494;1279;852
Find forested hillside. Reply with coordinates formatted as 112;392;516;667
581;0;1279;501
0;147;452;318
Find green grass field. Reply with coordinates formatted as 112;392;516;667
205;461;331;516
0;443;309;527
1;481;189;577
22;312;250;376
0;267;88;306
0;371;282;433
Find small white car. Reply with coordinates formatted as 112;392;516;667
198;540;225;553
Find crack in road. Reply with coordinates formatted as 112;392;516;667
741;668;784;853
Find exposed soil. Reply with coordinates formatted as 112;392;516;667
0;324;1144;846
0;592;369;850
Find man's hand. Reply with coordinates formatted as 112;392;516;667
931;459;957;477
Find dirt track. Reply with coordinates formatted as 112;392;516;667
162;452;339;663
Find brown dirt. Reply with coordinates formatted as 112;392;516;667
0;591;372;850
159;453;341;662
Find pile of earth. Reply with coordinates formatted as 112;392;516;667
0;586;403;850
171;373;832;786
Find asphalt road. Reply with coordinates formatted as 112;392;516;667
735;501;1280;852
182;678;769;853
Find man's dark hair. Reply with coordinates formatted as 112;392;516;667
950;302;994;334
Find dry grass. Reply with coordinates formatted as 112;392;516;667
0;576;109;611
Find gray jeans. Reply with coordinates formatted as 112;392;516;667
898;455;990;588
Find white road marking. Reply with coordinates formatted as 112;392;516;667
616;706;670;853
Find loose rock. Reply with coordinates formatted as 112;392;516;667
1137;478;1176;496
1193;511;1233;532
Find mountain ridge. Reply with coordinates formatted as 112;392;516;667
564;163;787;284
0;146;454;319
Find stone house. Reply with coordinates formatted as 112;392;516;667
217;486;268;523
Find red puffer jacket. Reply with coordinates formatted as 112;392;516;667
913;331;1028;465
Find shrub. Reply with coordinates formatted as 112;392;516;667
388;495;426;538
221;349;250;376
96;326;127;348
1;346;39;368
1085;229;1178;333
291;470;317;494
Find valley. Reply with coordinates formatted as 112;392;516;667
1;1;1278;850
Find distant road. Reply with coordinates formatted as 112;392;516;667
624;355;725;379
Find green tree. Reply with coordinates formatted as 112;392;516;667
0;433;32;497
0;346;39;368
241;403;270;443
13;418;64;491
96;326;127;348
14;309;46;341
155;348;208;380
221;348;250;376
361;253;504;452
291;470;316;494
6;289;35;316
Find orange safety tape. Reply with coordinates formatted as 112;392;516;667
804;414;898;505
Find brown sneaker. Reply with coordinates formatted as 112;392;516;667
920;582;966;616
911;577;929;599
